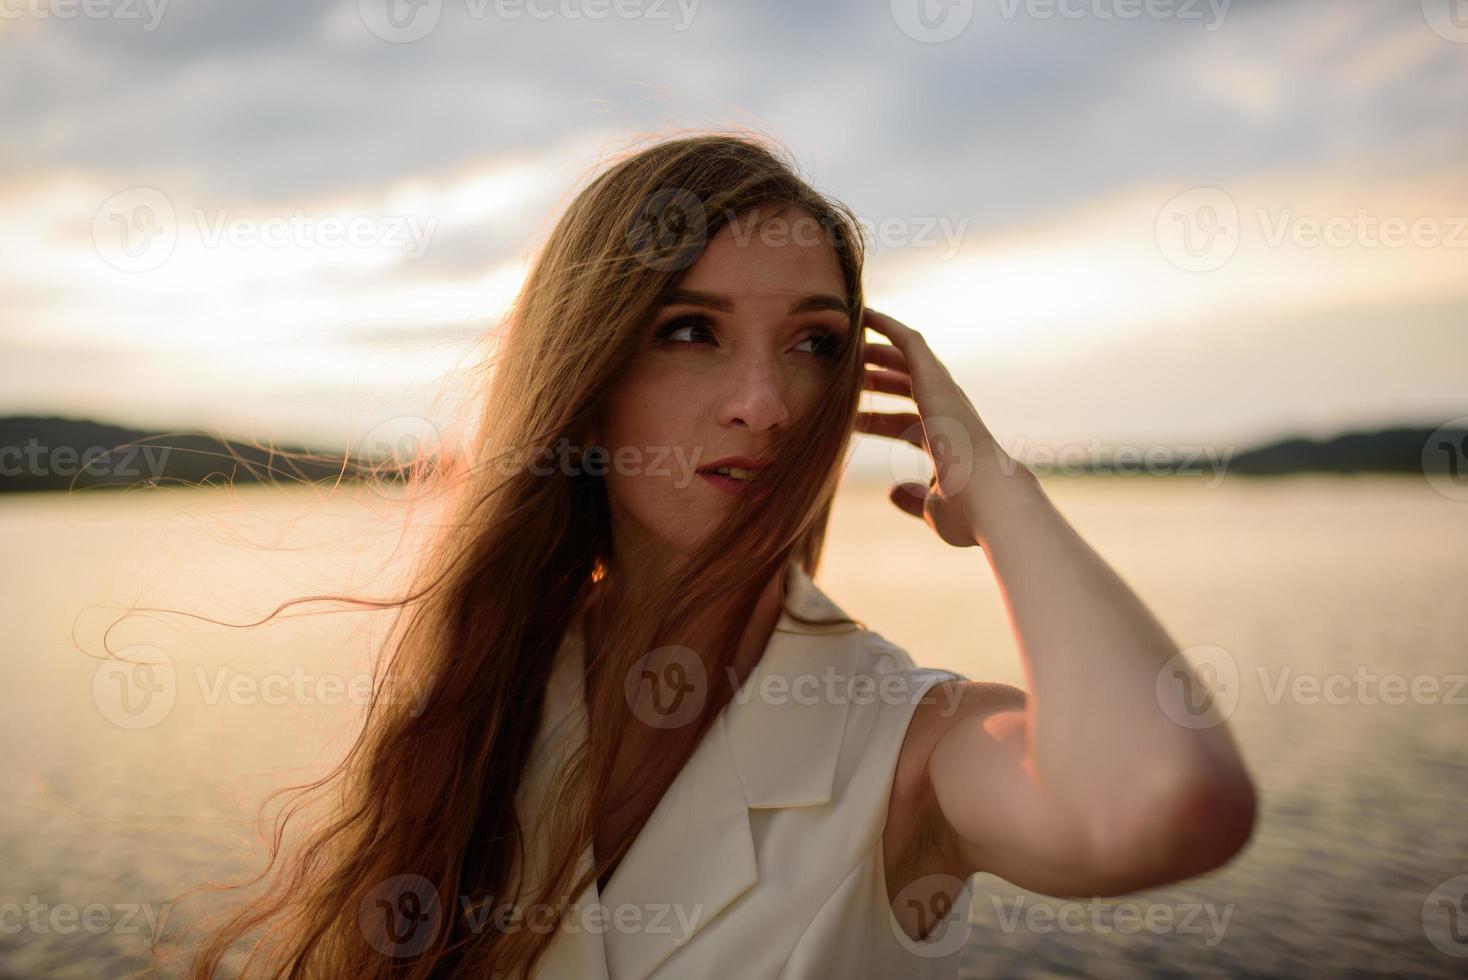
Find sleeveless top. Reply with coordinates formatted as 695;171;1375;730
508;563;973;979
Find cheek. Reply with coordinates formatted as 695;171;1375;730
601;366;701;451
597;377;699;513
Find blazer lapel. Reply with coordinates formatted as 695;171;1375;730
599;562;860;980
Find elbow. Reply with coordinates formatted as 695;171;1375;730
1085;769;1259;894
1161;770;1258;875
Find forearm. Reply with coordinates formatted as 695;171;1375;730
960;446;1253;842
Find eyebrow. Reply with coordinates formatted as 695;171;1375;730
661;288;850;318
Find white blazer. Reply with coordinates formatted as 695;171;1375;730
510;562;973;979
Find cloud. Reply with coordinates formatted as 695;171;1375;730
2;0;1465;446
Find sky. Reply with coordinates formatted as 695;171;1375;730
2;0;1465;468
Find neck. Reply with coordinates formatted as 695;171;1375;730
582;558;791;699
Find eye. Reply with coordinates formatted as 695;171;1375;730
794;328;843;360
653;314;717;347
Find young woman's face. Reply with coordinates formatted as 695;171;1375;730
594;207;854;558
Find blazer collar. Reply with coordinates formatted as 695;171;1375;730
544;561;865;980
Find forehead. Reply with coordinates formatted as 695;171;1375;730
676;209;848;303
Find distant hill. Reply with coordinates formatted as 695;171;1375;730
1227;425;1468;476
0;415;375;494
0;416;1464;493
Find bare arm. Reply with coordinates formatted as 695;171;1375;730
862;309;1256;896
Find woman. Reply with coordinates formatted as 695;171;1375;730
183;133;1256;979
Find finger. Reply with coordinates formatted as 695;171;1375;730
888;481;929;520
863;309;939;378
862;342;910;372
863;308;922;345
862;367;913;398
855;411;924;446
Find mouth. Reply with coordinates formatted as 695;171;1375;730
696;457;773;496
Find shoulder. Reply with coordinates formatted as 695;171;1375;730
842;627;1026;796
883;667;1028;893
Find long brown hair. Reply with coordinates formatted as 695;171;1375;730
173;130;871;978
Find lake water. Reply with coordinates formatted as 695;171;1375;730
1;475;1465;977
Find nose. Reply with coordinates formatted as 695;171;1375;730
715;350;793;431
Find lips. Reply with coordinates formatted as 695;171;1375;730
696;456;773;479
696;455;774;495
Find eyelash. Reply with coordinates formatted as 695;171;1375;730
652;315;844;360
